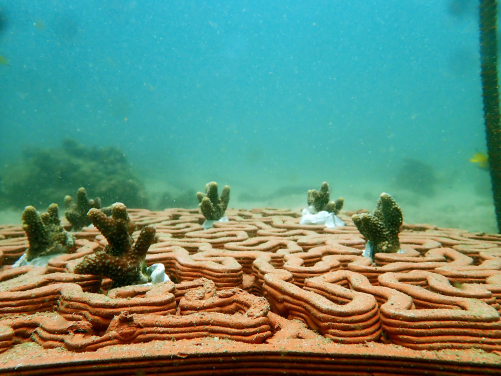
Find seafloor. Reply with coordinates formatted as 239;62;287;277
1;203;501;375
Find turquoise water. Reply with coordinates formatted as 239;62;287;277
0;1;495;232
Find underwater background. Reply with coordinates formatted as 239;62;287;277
0;0;496;233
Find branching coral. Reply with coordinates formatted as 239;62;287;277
196;182;230;221
352;192;403;257
64;187;104;231
307;182;344;214
73;202;156;288
22;204;76;261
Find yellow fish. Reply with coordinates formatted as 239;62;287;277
0;55;8;66
470;152;489;170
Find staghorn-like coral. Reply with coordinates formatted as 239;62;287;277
196;181;230;221
22;204;76;261
73;202;156;288
352;192;403;257
64;187;104;231
307;182;344;214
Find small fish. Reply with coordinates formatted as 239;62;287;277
470;152;489;170
0;54;8;65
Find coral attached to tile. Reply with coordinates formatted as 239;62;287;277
73;202;156;288
307;182;344;214
197;182;230;220
64;187;103;231
352;192;403;257
22;204;76;261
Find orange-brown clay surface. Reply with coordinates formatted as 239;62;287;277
1;207;501;374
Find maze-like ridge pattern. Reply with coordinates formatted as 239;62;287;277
1;207;501;373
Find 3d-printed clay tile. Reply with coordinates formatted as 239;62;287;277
264;270;381;343
381;270;499;310
252;256;293;295
185;228;249;248
211;222;259;237
145;246;243;288
0;225;24;238
151;238;207;254
132;212;173;227
49;311;271;352
0;283;67;315
5;209;501;369
283;252;341;288
0;312;61;343
266;311;325;342
271;220;327;233
155;222;204;238
453;243;501;264
224;237;303;268
260;208;300;217
435;254;501;275
323;226;363;235
193;247;271;276
378;271;501;350
0;326;13;353
256;228;318;239
349;248;473;285
0;239;28;265
375;247;470;266
0;236;27;246
34;280;272;352
58;281;177;330
434;266;501;290
178;213;205;224
0;265;101;293
155;217;201;227
164;208;200;217
0;267;103;316
398;237;442;255
47;242;101;273
173;278;217;303
71;226;100;241
296;234;366;251
239;215;275;225
178;285;269;318
462;231;501;243
479;273;501;305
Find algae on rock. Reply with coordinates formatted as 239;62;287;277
0;139;149;210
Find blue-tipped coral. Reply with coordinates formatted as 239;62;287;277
64;187;104;231
300;182;344;227
73;202;156;288
22;204;76;262
197;182;230;225
352;192;403;260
